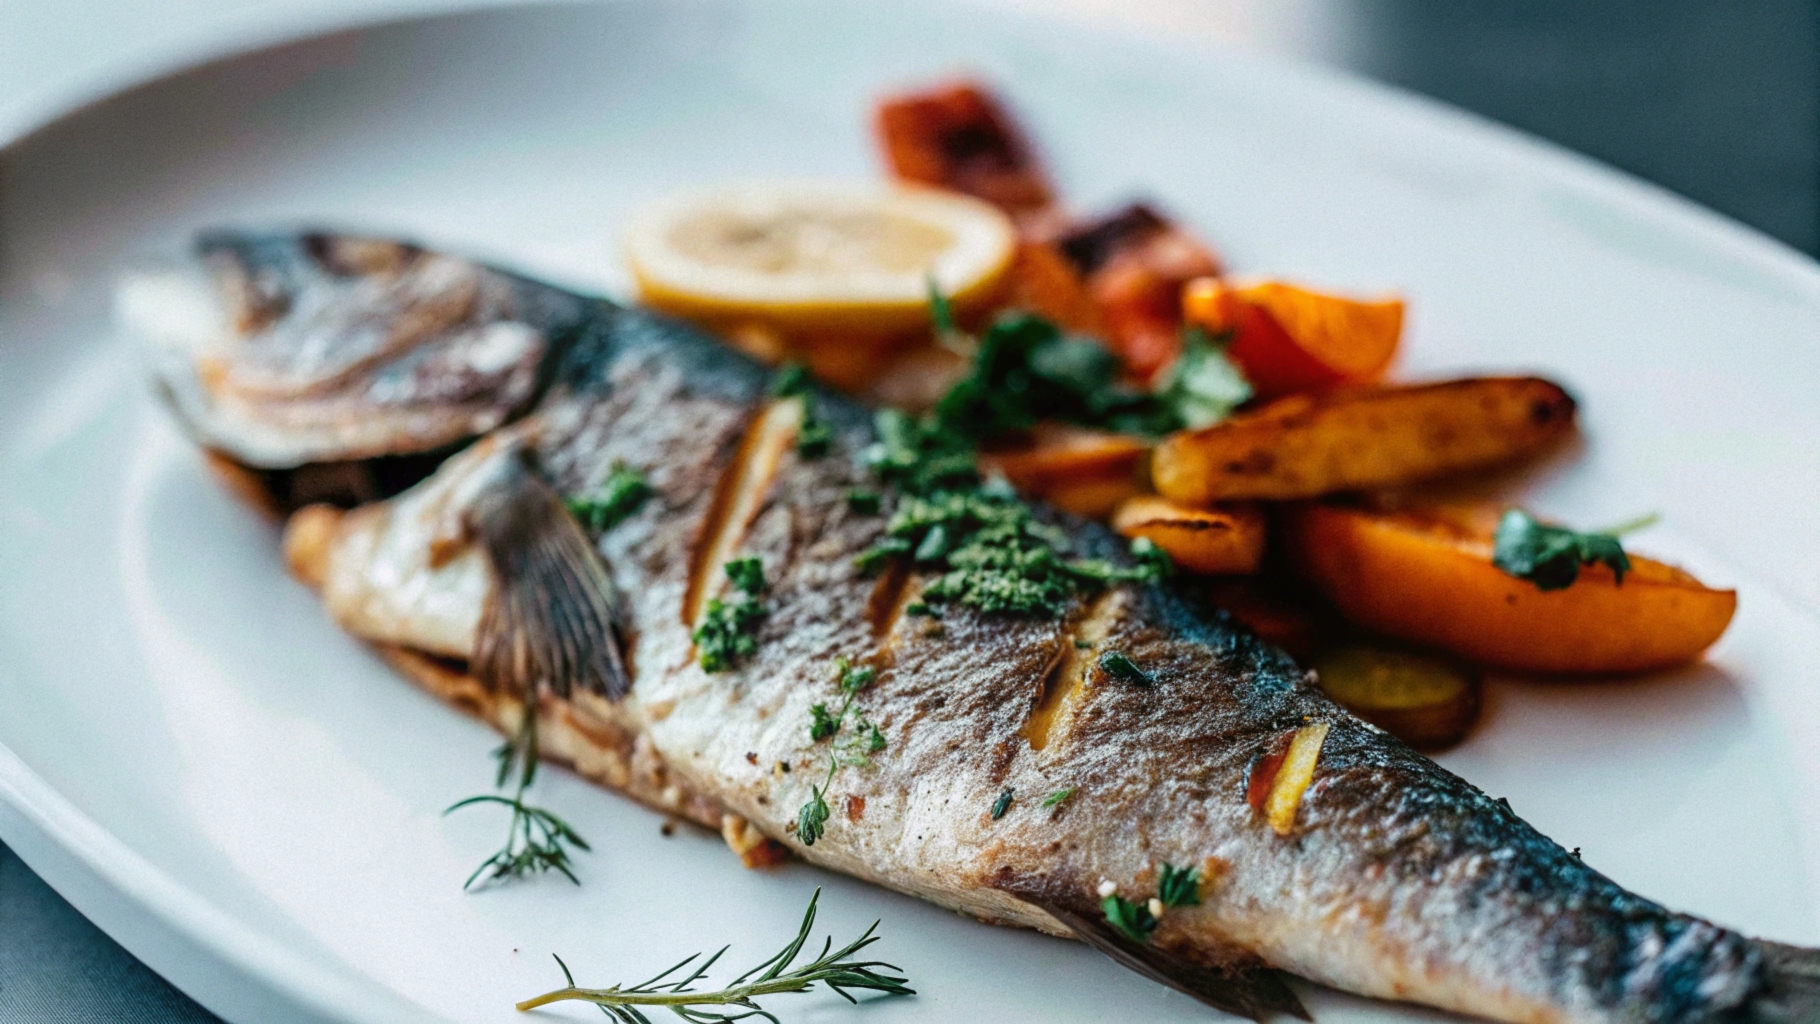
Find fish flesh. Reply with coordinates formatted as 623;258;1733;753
128;231;1820;1024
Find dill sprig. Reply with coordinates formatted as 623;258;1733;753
797;656;886;846
517;887;913;1021
446;718;590;890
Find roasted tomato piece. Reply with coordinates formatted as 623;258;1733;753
875;80;1055;222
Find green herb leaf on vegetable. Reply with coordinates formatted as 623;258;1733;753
1042;788;1074;809
1151;328;1252;431
1491;509;1637;591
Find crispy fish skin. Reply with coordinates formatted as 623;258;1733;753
159;234;1815;1024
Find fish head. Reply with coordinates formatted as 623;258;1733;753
120;230;587;470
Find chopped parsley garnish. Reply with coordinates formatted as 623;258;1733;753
853;301;1194;622
1102;895;1159;944
1492;509;1651;591
1042;788;1074;809
693;559;768;673
927;309;1250;441
1157;862;1202;908
990;789;1014;820
1098;650;1153;685
566;464;651;533
1151;328;1253;431
846;489;882;515
772;362;831;458
724;556;767;596
861;479;1164;618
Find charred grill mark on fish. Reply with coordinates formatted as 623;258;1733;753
141;231;1820;1024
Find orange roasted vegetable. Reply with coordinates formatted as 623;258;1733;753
1183;278;1402;400
1005;241;1102;335
1283;504;1737;675
978;424;1147;520
1055;205;1222;383
1111;495;1265;575
1152;377;1577;504
875;81;1056;225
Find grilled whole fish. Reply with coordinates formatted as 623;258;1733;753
129;232;1820;1024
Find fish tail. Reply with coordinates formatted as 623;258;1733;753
467;449;631;703
1754;941;1820;1022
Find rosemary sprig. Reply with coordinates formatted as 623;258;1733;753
446;717;591;890
517;887;914;1022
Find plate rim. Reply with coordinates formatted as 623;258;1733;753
3;2;1819;1022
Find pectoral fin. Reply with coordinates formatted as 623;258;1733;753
1036;902;1309;1022
466;452;631;702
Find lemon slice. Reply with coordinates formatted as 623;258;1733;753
624;181;1016;342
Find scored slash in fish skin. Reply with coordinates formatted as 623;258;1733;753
137;232;1820;1024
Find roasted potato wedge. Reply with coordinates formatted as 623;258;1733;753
1111;495;1266;575
1152;377;1576;504
1284;504;1737;675
1312;645;1481;751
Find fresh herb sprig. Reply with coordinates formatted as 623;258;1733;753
930;312;1248;441
1100;861;1201;944
1102;894;1159;944
1156;862;1202;908
446;719;591;890
517;887;913;1021
853;299;1187;620
695;559;768;672
798;657;886;846
1492;509;1656;591
569;464;652;533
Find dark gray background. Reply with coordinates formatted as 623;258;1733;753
2;3;1814;1021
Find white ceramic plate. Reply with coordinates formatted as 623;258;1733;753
3;3;1820;1022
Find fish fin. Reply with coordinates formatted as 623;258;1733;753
1755;942;1820;1022
467;452;631;702
1036;902;1309;1022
